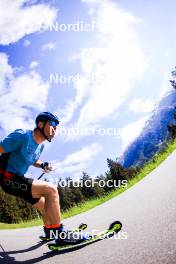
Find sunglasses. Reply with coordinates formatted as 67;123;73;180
48;120;58;127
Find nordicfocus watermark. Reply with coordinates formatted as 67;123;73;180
57;179;128;189
49;229;128;240
49;73;104;85
49;20;97;32
50;126;121;137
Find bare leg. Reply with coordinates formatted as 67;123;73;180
34;197;50;226
32;180;62;225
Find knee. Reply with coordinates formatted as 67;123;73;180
45;184;58;198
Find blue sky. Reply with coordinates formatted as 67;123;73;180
0;0;175;181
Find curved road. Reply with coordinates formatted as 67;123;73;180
1;151;176;264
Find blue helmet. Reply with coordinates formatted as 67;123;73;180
35;112;59;142
35;112;59;126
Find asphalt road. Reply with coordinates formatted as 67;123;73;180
1;151;176;264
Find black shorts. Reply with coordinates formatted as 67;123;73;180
0;172;40;205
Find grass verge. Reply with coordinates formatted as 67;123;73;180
1;140;176;230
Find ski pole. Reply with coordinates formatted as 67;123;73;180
37;172;45;180
37;165;56;180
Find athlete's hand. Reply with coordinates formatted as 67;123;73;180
41;162;54;173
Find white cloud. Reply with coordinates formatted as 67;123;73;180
0;53;13;94
54;143;103;179
41;42;56;51
0;53;50;133
23;39;31;47
59;74;90;127
61;0;147;138
129;97;155;114
29;61;39;69
0;0;57;45
119;117;148;151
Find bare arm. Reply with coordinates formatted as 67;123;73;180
0;145;5;154
33;159;43;168
33;160;54;172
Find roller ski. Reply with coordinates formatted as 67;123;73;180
40;223;88;242
48;220;122;252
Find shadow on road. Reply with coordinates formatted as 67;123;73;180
0;242;55;264
0;241;92;263
0;241;46;255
